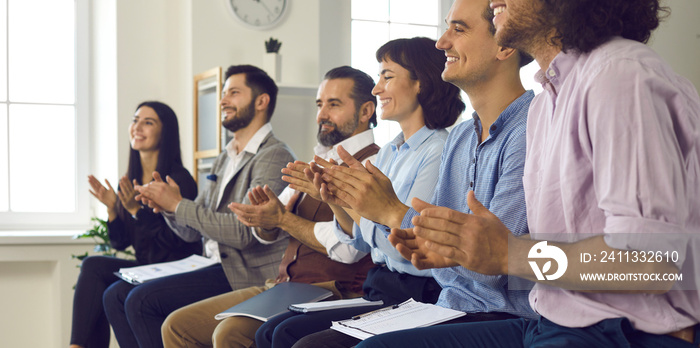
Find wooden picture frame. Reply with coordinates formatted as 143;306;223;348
193;67;222;185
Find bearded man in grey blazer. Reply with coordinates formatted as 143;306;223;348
103;65;296;348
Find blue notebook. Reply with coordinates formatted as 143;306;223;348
214;282;333;322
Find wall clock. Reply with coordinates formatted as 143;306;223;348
227;0;289;30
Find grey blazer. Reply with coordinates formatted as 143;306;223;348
167;132;296;290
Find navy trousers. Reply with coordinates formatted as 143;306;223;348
70;256;138;347
255;266;441;348
357;317;700;348
102;263;231;348
292;311;519;348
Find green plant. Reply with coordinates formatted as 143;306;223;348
71;217;135;289
265;37;282;53
72;217;134;262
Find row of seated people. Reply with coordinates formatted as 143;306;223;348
71;0;700;347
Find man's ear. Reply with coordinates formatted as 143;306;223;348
496;46;517;62
358;100;375;124
255;93;270;111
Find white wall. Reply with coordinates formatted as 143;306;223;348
90;0;194;201
651;0;700;90
189;0;346;162
90;0;118;206
113;0;194;181
191;0;321;85
0;233;95;347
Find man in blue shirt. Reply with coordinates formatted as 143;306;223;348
306;0;537;333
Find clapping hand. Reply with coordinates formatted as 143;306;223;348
281;161;323;200
389;226;459;270
134;172;182;213
318;145;406;226
391;193;510;275
228;185;288;230
117;175;141;215
310;156;352;208
88;175;118;219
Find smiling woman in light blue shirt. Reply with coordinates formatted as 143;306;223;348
329;37;465;279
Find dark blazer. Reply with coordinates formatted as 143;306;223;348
166;131;296;289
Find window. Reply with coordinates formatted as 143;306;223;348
351;0;540;146
351;0;443;146
0;0;89;229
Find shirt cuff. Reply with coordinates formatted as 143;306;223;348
333;218;357;245
401;208;420;229
164;199;184;223
374;222;391;236
162;210;177;223
252;227;288;245
603;216;690;269
321;220;367;263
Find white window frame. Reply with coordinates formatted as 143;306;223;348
0;0;90;230
350;0;458;146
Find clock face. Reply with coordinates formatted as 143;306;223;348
228;0;288;30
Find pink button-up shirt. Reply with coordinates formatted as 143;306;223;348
524;37;700;334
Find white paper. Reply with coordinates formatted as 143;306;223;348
330;299;465;340
116;254;218;284
289;297;383;313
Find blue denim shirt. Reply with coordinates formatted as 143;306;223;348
402;91;538;318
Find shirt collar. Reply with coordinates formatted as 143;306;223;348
389;125;432;151
536;49;577;94
472;90;534;139
225;123;272;159
314;129;376;163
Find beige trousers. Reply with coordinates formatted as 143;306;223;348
161;280;344;348
162;281;273;348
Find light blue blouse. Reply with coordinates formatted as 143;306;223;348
334;126;447;277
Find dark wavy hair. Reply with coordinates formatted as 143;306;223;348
376;37;465;129
125;101;183;185
540;0;670;53
324;66;378;128
225;65;279;121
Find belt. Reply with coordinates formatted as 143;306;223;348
667;325;696;344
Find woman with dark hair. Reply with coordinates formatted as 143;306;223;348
253;37;465;348
373;36;464;130
323;36;465;251
70;101;201;348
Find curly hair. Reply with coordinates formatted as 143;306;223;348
376;37;465;130
541;0;670;53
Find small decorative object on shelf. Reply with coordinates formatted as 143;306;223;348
263;37;282;82
265;37;282;53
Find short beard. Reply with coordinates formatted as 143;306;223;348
495;2;550;55
317;111;359;147
222;101;256;133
